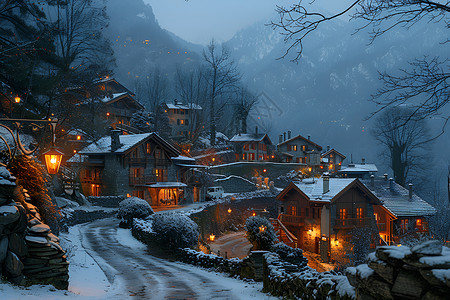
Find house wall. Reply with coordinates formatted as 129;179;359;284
322;152;345;172
277;138;321;164
235;141;270;162
167;108;194;137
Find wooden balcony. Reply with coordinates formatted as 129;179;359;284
279;214;305;225
129;175;157;186
81;176;102;184
334;217;372;229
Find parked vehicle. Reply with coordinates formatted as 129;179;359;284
206;186;224;200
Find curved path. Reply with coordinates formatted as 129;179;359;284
79;218;274;300
209;232;252;259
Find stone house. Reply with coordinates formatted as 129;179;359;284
275;176;436;265
230;127;273;162
277;131;322;166
70;131;203;207
321;146;346;173
162;100;202;139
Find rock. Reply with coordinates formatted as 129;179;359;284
48;233;59;243
28;218;41;226
25;235;48;244
0;196;9;206
0;235;8;261
4;251;24;277
29;224;50;234
419;269;447;286
8;233;28;257
368;260;395;284
391;270;428;299
411;240;443;256
8;274;25;285
375;247;407;267
7;205;27;233
422;289;449;300
0;205;19;225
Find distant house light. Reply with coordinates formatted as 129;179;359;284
14;96;21;103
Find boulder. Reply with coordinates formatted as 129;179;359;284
4;251;24;277
368;260;395;284
29;224;51;234
0;196;9;206
411;240;443;256
0;205;19;225
391;270;428;299
8;233;27;257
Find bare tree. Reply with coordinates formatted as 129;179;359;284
272;1;450;126
372;106;430;186
202;40;241;145
175;65;207;143
136;66;168;113
230;87;258;135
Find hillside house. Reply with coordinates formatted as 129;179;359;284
321;146;346;173
69;131;202;207
277;131;322;166
162;100;202;139
339;159;378;179
64;77;145;132
230;128;273;162
275;176;436;265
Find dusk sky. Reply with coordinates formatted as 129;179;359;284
143;0;354;44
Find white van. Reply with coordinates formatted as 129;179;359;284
206;186;224;200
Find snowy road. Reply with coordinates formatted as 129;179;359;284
78;218;275;300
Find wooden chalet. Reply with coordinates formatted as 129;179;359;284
230;127;273;162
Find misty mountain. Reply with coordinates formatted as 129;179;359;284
106;0;201;92
225;14;448;162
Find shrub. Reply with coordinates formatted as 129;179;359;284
118;197;153;227
152;213;199;249
271;242;308;267
245;216;277;250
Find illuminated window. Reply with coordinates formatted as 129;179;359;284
249;153;255;160
146;143;151;154
339;208;347;219
357;208;364;219
301;145;307;151
179;119;185;125
290;206;297;216
374;212;379;222
243;144;249;151
91;184;101;196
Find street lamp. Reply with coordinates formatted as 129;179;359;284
14;96;21;103
43;148;64;174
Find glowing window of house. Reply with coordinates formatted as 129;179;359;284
180;119;185;125
416;219;422;230
357;208;364;219
374;212;379;222
292;145;297;151
290;206;297;216
159;188;177;201
146;143;151;154
91;184;101;196
242;153;246;160
249;153;255;160
301;145;306;151
339;208;347;219
243;144;249;151
155;148;162;159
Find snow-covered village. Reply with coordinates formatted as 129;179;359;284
1;0;450;299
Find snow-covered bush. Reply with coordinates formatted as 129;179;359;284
152;213;199;249
245;216;277;250
118;197;153;227
271;242;308;267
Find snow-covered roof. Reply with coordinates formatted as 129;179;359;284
79;133;152;154
230;133;270;143
165;103;202;110
101;92;127;103
361;178;436;217
339;163;378;173
321;148;346;159
293;178;357;202
172;155;195;162
277;134;322;151
147;182;187;188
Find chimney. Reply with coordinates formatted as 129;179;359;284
361;158;366;165
279;135;283;144
111;130;121;152
370;174;375;187
409;183;413;201
283;132;286;141
174;98;178;105
327;145;330;151
384;173;388;181
323;175;330;194
255;126;258;136
308;135;311;140
389;178;394;191
288;130;291;140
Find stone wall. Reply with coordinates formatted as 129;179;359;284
0;167;68;289
213;175;257;193
346;241;450;299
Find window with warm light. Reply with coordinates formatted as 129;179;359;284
357;208;364;219
290;206;297;216
146;143;151;154
339;208;347;219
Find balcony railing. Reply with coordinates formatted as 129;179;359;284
80;176;102;184
279;214;305;225
334;217;373;229
129;175;158;186
127;157;171;167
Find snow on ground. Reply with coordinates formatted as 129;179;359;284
1;220;277;300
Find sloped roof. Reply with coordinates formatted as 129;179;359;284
321;148;346;159
277;134;322;151
101;92;145;110
277;177;382;205
93;77;135;96
164;102;202;110
361;178;437;217
230;133;272;144
78;132;179;156
339;163;378;173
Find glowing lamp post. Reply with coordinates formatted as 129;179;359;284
259;225;266;233
43;148;63;174
209;234;215;242
228;208;232;213
14;96;21;103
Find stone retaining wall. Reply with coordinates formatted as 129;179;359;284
87;196;124;208
346;241;450;299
